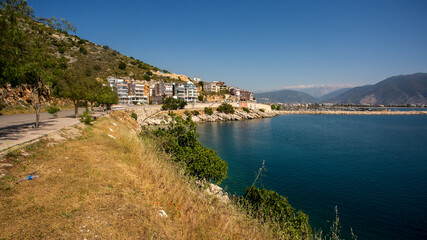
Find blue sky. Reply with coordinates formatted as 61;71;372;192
29;0;427;92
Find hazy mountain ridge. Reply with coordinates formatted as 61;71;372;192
328;73;427;105
255;89;319;103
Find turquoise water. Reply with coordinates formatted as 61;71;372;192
197;115;427;240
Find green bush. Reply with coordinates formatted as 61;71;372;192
46;104;61;118
79;46;88;55
237;186;312;239
93;65;101;71
130;112;138;121
271;104;276;110
217;103;235;114
198;95;204;102
242;107;250;113
276;105;281;110
184;110;191;116
118;62;126;70
259;108;265;113
204;107;213;115
161;97;187;110
191;110;200;116
152;114;227;184
79;110;94;125
102;45;110;50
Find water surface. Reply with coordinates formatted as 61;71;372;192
197;115;427;240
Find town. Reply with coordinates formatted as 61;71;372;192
107;74;254;105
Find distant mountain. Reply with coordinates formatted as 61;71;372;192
327;73;427;105
320;88;353;100
255;89;319;103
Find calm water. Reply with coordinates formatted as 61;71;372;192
197;115;427;240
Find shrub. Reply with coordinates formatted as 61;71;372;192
79;46;88;55
259;108;265;112
217;103;235;114
236;186;312;239
191;110;200;116
162;97;187;110
204;107;213;115
242;107;250;113
118;62;126;70
77;39;85;45
143;75;150;81
102;45;110;50
130;112;138;121
198;95;204;102
46;104;61;118
271;104;276;110
276;105;281;110
184;110;191;116
93;65;101;71
80;110;94;125
152;114;227;184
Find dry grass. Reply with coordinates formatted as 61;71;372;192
0;111;276;239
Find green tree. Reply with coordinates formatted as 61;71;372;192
55;69;91;118
217;102;235;114
153;114;227;184
96;85;118;111
0;0;75;127
162;97;187;110
271;104;276;110
204;107;213;115
118;61;126;70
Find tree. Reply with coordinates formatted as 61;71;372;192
162;97;187;110
118;61;126;70
96;85;118;111
153;114;227;184
217;102;235;114
55;69;91;118
271;104;276;110
0;0;75;127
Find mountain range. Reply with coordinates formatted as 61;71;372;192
255;73;427;105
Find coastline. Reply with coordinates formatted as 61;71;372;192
130;106;426;126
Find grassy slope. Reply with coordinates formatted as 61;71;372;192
0;112;275;239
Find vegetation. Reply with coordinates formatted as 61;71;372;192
152;113;227;184
191;110;200;116
242;107;250;113
271;104;276;110
0;112;282;239
161;97;187;110
79;109;94;125
46;104;61;118
130;112;138;121
217;102;235;114
259;108;265;112
204;107;213;115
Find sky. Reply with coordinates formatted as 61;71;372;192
29;0;427;92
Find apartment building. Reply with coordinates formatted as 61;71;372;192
108;77;130;104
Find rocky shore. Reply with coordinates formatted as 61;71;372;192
129;107;279;126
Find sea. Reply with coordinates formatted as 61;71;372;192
197;114;427;240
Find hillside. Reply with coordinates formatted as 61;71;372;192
320;88;353;100
327;73;427;105
255;89;319;103
0;112;279;239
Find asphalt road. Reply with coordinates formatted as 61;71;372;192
0;109;83;129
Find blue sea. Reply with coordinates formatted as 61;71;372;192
197;115;427;240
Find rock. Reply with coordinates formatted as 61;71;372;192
157;209;168;218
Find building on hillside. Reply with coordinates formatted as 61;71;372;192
108;77;130;104
239;90;254;101
203;82;219;93
216;81;227;92
193;76;202;83
184;81;198;102
128;80;147;104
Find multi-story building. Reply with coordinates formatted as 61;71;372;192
216;81;227;92
184;81;198;102
108;77;129;104
193;76;202;83
203;82;219;93
129;80;147;104
239;90;253;101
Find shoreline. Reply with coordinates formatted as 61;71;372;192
131;107;426;126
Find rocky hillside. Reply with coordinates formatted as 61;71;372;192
327;73;427;105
